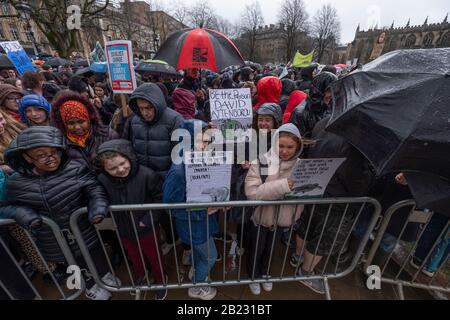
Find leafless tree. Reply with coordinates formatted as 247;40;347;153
241;1;264;61
210;16;237;38
278;0;309;62
312;4;341;63
4;0;110;58
169;0;189;26
187;1;216;29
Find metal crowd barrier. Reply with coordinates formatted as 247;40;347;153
0;217;84;300
70;197;381;300
364;200;450;300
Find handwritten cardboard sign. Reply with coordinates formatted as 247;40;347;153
209;88;253;143
288;158;346;198
185;151;233;203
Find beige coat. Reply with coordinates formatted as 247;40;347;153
245;151;303;228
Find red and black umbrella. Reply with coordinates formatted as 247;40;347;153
154;28;244;72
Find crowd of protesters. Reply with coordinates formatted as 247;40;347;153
0;57;447;301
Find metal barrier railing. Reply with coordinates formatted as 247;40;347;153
70;197;381;300
0;217;84;300
364;200;450;300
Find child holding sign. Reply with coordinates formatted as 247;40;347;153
244;123;304;295
163;120;219;301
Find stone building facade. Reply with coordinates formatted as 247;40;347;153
0;1;52;56
0;0;186;59
236;24;313;65
344;16;450;65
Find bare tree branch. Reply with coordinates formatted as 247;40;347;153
241;1;264;61
278;0;309;62
312;4;341;63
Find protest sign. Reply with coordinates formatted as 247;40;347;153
185;151;233;203
0;41;36;75
209;88;253;143
288;158;346;198
105;40;137;93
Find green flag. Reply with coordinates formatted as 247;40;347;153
292;50;314;68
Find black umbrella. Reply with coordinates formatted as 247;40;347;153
135;60;177;76
44;57;72;67
0;54;14;69
154;28;244;72
326;48;450;178
404;172;450;216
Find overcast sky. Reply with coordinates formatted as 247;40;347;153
155;0;448;44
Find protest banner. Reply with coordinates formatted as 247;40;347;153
185;151;233;203
209;88;253;143
292;50;314;68
288;158;346;198
105;40;137;94
0;41;36;75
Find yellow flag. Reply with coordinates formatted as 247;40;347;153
292;51;314;68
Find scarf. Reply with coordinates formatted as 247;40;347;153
60;100;91;148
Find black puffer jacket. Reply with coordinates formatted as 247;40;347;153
4;126;109;262
96;139;163;240
289;72;338;138
123;83;184;178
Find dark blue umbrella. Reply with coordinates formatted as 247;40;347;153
90;62;107;73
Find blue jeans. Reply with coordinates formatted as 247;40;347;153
414;212;449;272
192;237;217;282
354;209;397;253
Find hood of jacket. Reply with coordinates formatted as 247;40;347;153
51;90;102;136
0;84;23;108
283;90;308;124
310;71;338;105
281;79;296;96
176;119;208;156
172;87;196;119
96;139;139;182
129;83;167;124
4;126;68;175
256;103;282;127
254;76;282;110
19;94;52;124
240;67;254;82
269;123;303;162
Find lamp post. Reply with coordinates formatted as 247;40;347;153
15;2;39;57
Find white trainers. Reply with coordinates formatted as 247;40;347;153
188;286;217;300
182;250;192;266
262;282;273;292
249;283;261;295
85;284;111;300
102;272;122;287
188;266;194;281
